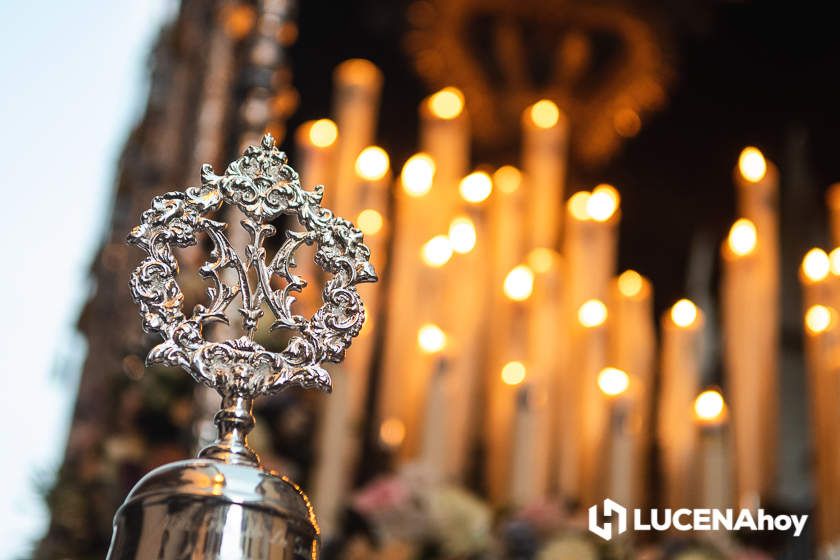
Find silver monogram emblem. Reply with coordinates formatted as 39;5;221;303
128;134;377;397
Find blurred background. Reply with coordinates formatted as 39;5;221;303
2;1;840;558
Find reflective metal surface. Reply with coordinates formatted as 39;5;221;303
107;460;319;559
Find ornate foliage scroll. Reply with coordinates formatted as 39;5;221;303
128;134;377;397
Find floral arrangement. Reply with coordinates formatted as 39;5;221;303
334;465;775;560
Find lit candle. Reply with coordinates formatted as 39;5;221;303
659;299;704;510
522;100;568;250
294;119;339;315
522;247;563;502
599;367;633;507
563;187;621;311
296;118;339;185
694;389;731;512
330;59;383;215
801;248;831;309
395;243;452;461
735;147;778;247
420;87;469;235
377;154;436;450
801;303;840;547
441;171;492;481
558;187;620;502
311;147;391;536
418;323;450;482
507;361;543;507
354;146;392;271
486;263;533;504
734;147;780;504
485;166;527;503
609;270;655;508
490;166;526;290
575;298;610;506
720;218;773;510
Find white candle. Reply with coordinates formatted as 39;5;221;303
522;100;568;250
523;248;563;501
419;87;469;235
575;299;610;507
599;367;632;507
801;249;840;546
376;154;436;453
420;355;452;483
609;270;655;508
485;166;528;504
801;248;831;309
733;147;780;503
441;171;492;481
694;389;731;512
720;218;771;510
311;147;391;537
379;88;468;459
294;119;338;316
558;187;620;503
510;377;549;507
486;265;532;504
658;299;704;510
330;59;383;215
396;252;451;460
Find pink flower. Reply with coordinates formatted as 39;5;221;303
352;475;412;515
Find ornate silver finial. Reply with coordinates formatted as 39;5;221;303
127;133;377;465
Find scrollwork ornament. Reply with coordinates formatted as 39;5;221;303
128;134;377;399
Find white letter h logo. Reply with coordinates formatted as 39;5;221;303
589;499;628;541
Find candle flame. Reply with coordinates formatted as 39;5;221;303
428;87;464;120
448;216;477;254
587;184;620;222
357;209;384;236
503;265;534;301
529;99;561;129
421;235;453;267
830;248;840;276
727;218;757;256
578;299;608;328
618;270;644;298
802;248;830;282
598;367;629;397
527;247;556;274
670;299;698;328
401;153;435;197
417;323;447;353
738;147;767;183
379;417;406;448
459;171;493;203
694;389;726;424
568;191;591;221
501;361;527;386
805;305;833;334
309;118;338;148
493;165;522;194
355;146;390;181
